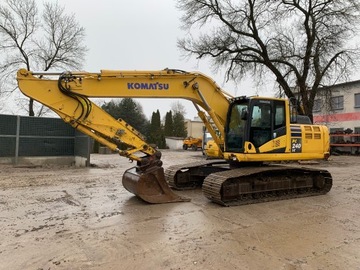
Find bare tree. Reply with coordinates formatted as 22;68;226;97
171;101;187;116
177;0;360;121
0;0;87;116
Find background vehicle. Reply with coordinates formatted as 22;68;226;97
183;137;202;150
17;68;332;206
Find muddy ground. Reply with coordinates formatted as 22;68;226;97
0;150;359;270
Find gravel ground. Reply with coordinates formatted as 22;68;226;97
0;150;359;270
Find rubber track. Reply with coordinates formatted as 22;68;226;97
202;165;333;206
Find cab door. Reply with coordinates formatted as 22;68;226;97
248;99;286;150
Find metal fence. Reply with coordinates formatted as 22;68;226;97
0;114;91;166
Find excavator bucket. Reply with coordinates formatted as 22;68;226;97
122;166;190;204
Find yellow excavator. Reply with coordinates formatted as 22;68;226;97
16;68;332;206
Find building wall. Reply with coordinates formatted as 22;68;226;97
185;118;204;139
313;80;360;133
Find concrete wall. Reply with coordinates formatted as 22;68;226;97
165;137;184;150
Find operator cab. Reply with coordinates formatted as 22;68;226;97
225;97;286;153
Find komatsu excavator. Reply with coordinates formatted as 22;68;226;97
16;68;332;206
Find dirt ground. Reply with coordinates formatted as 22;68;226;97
0;150;359;270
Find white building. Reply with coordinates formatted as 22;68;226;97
184;117;204;138
312;80;360;153
313;80;360;134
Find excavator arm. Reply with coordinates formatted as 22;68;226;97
16;68;232;203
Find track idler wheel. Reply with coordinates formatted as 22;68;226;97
122;165;190;204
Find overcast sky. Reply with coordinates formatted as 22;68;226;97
28;0;266;119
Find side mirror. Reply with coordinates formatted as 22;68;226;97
241;108;248;120
289;98;298;123
290;106;297;123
